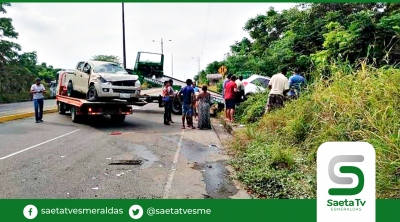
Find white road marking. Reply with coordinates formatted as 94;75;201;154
0;129;81;160
163;129;185;199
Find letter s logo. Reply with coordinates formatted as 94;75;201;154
328;155;364;196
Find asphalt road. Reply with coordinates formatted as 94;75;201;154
0;105;248;199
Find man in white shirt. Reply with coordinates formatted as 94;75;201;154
235;76;244;104
265;67;290;114
30;78;46;123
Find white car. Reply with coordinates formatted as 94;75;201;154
242;74;271;99
67;61;141;101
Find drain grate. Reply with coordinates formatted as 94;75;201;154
109;160;143;165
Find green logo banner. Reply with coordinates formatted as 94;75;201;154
0;199;398;221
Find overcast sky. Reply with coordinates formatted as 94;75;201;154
6;3;296;81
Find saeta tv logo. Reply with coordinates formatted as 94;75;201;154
328;155;364;196
317;142;375;222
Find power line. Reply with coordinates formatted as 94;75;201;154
201;4;212;56
212;4;233;55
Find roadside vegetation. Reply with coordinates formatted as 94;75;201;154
0;4;127;103
200;3;400;198
0;3;62;103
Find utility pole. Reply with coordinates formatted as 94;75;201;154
122;3;126;69
171;53;173;77
161;38;163;54
153;38;171;55
192;56;201;74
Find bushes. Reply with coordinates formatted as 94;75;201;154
230;64;400;199
234;90;269;124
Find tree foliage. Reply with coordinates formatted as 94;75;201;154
201;3;400;81
0;3;58;102
91;55;122;65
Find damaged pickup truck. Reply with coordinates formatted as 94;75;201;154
66;60;141;102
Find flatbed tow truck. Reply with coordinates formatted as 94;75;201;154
55;71;160;123
55;51;225;123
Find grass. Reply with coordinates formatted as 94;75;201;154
229;63;400;199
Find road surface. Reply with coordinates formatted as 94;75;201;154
0;88;163;117
0;104;248;199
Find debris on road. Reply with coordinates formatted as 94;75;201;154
209;144;219;149
109;159;143;165
207;165;212;168
91;187;99;190
60;156;65;158
202;194;212;199
110;132;122;135
106;158;112;160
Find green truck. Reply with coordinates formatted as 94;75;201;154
126;51;182;114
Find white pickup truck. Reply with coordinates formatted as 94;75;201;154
65;61;141;102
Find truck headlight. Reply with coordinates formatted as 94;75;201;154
135;80;141;87
99;77;111;85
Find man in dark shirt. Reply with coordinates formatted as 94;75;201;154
179;79;195;129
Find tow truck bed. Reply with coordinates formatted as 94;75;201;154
56;95;151;123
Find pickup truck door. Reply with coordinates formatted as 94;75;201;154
81;62;92;94
74;61;85;92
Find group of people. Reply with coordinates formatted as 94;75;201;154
265;67;306;113
162;79;213;130
162;67;306;128
222;74;243;123
220;67;306;123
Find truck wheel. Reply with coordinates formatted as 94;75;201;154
110;114;126;123
71;106;81;123
67;81;75;97
171;101;182;115
58;102;66;115
86;85;99;101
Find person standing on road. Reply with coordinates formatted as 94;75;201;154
192;82;199;121
162;81;173;125
222;74;232;99
30;78;46;123
287;68;306;100
265;67;290;114
196;85;212;130
192;82;199;93
235;75;244;104
167;79;175;123
179;79;196;129
224;75;238;123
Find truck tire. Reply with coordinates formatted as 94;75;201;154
71;106;81;123
67;81;75;97
58;102;66;115
171;101;182;115
86;85;98;101
110;114;126;123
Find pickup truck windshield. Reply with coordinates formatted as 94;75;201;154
93;63;128;74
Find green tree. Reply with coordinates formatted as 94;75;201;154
91;55;122;65
0;3;21;66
